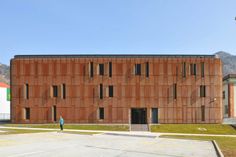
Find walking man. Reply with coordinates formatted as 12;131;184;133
59;115;64;131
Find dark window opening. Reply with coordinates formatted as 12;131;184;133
53;106;57;122
146;62;149;78
109;85;113;97
99;107;104;119
109;62;112;77
223;91;225;99
90;62;94;78
201;105;205;121
25;84;29;99
135;64;141;75
99;64;104;76
182;62;186;78
62;84;66;99
190;63;197;76
173;83;177;99
131;108;147;124
25;107;30;120
53;85;58;98
224;105;228;114
152;108;158;123
99;84;103;99
200;85;206;97
201;62;204;77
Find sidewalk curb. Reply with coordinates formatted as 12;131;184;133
212;140;224;157
103;132;157;138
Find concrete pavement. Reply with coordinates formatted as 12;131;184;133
0;132;218;157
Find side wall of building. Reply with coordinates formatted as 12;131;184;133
11;57;223;124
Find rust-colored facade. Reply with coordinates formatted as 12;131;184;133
11;55;223;124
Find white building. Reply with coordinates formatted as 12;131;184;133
0;82;10;120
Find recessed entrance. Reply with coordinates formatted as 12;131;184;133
131;108;147;124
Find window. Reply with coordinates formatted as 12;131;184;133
52;85;58;98
223;91;225;99
224;105;228;114
109;85;113;97
99;64;104;76
200;85;206;97
173;83;177;99
146;62;149;78
190;63;196;76
24;107;30;120
62;84;66;99
201;106;205;121
24;83;29;99
135;64;141;75
201;62;204;77
182;62;186;78
99;107;104;119
99;84;103;99
109;62;112;77
90;62;94;78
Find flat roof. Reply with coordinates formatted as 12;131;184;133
14;54;216;59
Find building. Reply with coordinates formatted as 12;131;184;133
11;54;222;124
0;82;10;120
223;74;236;118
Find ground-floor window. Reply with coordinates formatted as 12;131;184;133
152;108;158;123
99;107;104;120
24;107;30;120
201;106;205;121
224;105;228;114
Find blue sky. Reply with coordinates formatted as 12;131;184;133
0;0;236;65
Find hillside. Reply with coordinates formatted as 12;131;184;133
0;63;10;84
215;51;236;76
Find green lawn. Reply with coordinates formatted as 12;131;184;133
0;128;52;135
3;124;129;131
160;135;236;157
151;124;236;135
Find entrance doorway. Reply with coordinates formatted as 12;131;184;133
131;108;147;124
152;108;158;123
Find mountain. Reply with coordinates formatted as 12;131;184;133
0;63;10;84
215;51;236;76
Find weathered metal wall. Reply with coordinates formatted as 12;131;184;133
10;56;222;123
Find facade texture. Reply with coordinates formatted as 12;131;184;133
223;74;236;118
11;55;222;124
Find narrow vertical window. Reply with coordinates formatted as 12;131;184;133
109;85;113;97
99;64;104;76
190;64;197;76
109;62;112;77
223;91;225;99
201;105;205;121
201;62;204;78
24;83;29;99
90;62;94;78
62;84;66;99
24;107;30;120
99;107;104;119
200;85;206;97
135;64;141;75
182;62;186;78
173;83;177;99
146;62;149;78
52;85;58;98
99;84;103;99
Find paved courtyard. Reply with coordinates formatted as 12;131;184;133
0;132;217;157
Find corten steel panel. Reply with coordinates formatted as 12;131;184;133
10;55;222;124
